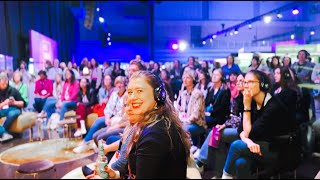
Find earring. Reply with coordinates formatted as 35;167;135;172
154;103;158;110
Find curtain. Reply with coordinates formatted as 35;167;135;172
0;1;79;69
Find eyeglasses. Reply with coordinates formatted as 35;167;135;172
243;80;259;86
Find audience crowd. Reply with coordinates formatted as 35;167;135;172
0;49;319;178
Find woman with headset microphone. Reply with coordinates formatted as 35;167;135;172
87;71;190;179
221;70;297;179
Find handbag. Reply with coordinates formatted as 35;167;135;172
93;103;106;117
208;127;221;148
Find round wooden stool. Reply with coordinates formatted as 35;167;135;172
14;159;56;179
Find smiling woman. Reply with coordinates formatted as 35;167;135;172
120;71;191;179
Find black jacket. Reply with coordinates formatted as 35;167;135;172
0;85;26;108
205;87;231;124
237;94;297;141
77;88;98;107
128;118;187;179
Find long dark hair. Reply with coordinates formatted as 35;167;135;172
277;67;298;92
126;71;190;162
65;69;76;84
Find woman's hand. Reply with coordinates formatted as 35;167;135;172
247;141;262;156
104;167;118;179
243;89;253;109
216;124;225;131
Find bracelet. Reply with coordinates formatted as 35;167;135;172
243;109;251;112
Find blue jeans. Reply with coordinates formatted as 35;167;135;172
59;101;77;120
84;116;106;142
42;97;57;118
184;123;206;147
198;128;239;175
223;139;278;179
33;97;48;113
0;107;22;136
93;127;124;143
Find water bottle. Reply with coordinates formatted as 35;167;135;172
97;140;109;178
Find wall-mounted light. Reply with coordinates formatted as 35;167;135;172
209;38;213;43
248;24;252;29
96;8;100;12
212;35;217;39
292;8;299;15
202;41;206;45
263;16;272;24
277;13;283;18
291;34;295;39
234;29;238;35
310;31;315;36
99;17;105;23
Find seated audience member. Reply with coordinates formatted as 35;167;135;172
195;68;212;99
221;55;241;81
16;61;31;85
170;60;183;100
111;62;126;80
33;70;53;113
67;61;81;80
10;71;28;107
73;76;126;153
0;72;26;141
282;56;292;68
151;62;161;78
49;69;79;128
90;58;102;91
160;69;174;102
271;67;297;117
47;59;63;81
103;62;113;76
205;68;231;128
175;69;207;148
222;70;297;179
40;73;64;120
79;57;89;74
90;71;190;179
246;56;260;72
227;71;239;101
74;78;98;137
195;73;245;178
94;74;115;117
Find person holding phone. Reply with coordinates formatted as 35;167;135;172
0;72;26;142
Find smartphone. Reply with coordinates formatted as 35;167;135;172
82;165;94;177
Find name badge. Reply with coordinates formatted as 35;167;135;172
41;90;47;95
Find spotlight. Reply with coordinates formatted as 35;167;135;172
292;8;299;15
291;34;295;40
108;33;111;36
248;24;252;29
99;17;105;23
234;29;238;35
202;41;206;45
108;42;112;46
229;32;233;36
107;37;111;41
210;38;213;43
263;16;272;24
171;43;179;50
212;35;217;39
277;13;283;18
310;31;315;36
178;41;188;51
96;8;100;12
262;41;265;45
